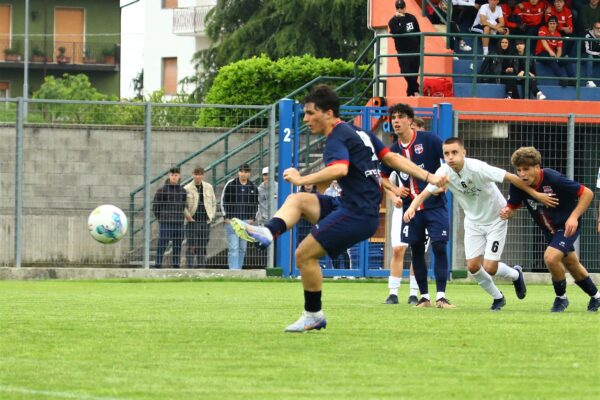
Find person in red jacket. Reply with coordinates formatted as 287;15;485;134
535;16;576;86
502;0;525;36
545;0;574;55
518;0;548;36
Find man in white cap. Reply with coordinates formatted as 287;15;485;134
257;166;278;225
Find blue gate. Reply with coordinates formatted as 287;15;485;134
276;99;453;278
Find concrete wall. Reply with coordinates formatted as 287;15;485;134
0;123;268;265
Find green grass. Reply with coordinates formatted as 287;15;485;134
0;280;598;400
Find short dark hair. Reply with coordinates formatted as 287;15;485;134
388;103;415;119
395;0;406;9
239;163;251;172
547;15;558;24
193;166;205;174
303;84;340;117
169;166;181;174
443;137;464;147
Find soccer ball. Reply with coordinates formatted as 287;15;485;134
88;205;128;244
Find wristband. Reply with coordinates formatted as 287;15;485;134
425;172;430;183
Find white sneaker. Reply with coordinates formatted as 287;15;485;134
230;218;273;248
586;81;597;88
536;91;546;100
459;41;472;52
284;311;327;333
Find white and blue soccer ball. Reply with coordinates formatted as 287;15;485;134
88;204;128;244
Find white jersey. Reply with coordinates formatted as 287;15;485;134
427;158;507;225
471;4;503;29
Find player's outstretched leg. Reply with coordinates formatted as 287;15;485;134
230;218;273;248
284;311;327;332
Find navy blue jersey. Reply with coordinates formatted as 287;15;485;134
507;168;585;235
323;122;390;217
380;130;445;210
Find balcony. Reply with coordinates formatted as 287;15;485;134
172;6;213;36
0;39;120;72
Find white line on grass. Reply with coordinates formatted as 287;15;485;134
0;385;127;400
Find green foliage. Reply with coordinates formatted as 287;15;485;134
188;0;370;101
197;54;364;127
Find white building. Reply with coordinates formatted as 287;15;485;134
120;0;215;99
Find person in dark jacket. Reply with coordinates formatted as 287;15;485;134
479;37;519;98
388;0;421;96
152;166;188;268
514;39;546;99
220;163;259;269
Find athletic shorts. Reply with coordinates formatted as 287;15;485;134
311;194;380;257
471;24;499;35
545;228;580;255
390;207;409;248
404;207;449;245
463;217;507;261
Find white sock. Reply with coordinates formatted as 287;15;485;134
388;276;401;296
594;292;600;299
409;275;419;296
483;47;489;55
472;268;503;299
496;262;519;281
421;293;430;300
436;292;446;301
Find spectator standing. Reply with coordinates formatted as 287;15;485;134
184;166;216;268
471;0;508;55
221;163;259;270
388;0;422;96
583;21;600;87
535;16;576;87
514;39;547;99
152;166;188;269
256;167;278;225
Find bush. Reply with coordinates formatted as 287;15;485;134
197;54;364;127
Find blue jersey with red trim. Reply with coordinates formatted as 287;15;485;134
380;130;445;210
507;168;585;234
323;122;390;216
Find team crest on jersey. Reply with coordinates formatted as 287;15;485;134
415;144;424;154
400;172;409;181
527;199;538;210
542;186;553;195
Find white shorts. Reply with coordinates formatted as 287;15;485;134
390;207;409;248
464;217;507;261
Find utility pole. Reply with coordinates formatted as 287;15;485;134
23;0;29;116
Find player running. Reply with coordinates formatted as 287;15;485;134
405;138;557;310
500;146;600;312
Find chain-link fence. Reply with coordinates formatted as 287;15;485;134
0;98;276;269
454;112;600;272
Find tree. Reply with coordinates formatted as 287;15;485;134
186;0;371;101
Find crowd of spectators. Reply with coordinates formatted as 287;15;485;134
424;0;600;91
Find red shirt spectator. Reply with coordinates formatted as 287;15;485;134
545;0;573;36
535;25;563;54
519;0;548;27
502;1;520;30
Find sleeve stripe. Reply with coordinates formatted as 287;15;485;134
378;147;390;160
576;184;585;197
326;160;350;167
507;203;521;210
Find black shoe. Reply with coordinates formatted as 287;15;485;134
587;297;600;312
407;295;419;305
384;294;399;304
490;295;506;311
550;296;569;312
513;265;527;299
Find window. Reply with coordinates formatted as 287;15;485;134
162;57;178;95
0;81;9;98
54;7;84;64
0;5;11;61
162;0;178;9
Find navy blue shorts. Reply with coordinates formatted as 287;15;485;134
545;228;580;255
310;194;380;257
403;206;449;245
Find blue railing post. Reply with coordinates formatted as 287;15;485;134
438;103;454;277
277;99;294;277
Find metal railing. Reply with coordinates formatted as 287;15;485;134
172;6;213;35
1;38;119;65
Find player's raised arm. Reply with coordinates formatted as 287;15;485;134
283;163;348;187
382;152;448;187
504;172;559;208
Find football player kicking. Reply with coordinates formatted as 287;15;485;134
500;146;600;312
230;85;447;332
405;138;558;310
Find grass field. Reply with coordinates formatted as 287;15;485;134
0;279;598;400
